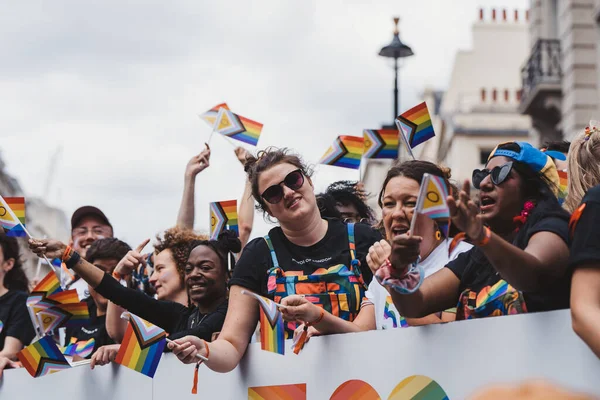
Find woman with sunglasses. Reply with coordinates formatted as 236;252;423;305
566;123;600;358
376;142;570;321
167;147;381;371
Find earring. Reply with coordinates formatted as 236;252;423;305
435;230;442;240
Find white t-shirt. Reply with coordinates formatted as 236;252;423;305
365;239;473;330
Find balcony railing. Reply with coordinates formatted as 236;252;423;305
520;39;562;102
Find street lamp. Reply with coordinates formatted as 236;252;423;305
379;17;414;122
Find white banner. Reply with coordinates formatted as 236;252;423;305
3;310;600;399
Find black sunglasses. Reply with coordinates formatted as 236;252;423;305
472;161;513;189
261;169;305;204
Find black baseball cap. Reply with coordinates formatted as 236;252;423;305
71;206;113;231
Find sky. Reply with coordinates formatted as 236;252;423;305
0;0;527;247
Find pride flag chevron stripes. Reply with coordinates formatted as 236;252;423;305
363;129;399;159
115;313;167;378
319;135;364;170
199;103;229;128
414;173;451;237
241;290;285;355
29;271;62;301
214;108;263;146
17;335;71;377
396;101;435;158
0;195;24;233
4;197;26;237
209;200;238;240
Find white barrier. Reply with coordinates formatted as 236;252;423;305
2;309;600;399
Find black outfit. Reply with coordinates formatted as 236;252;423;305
229;219;381;296
0;290;35;350
94;273;227;341
65;297;113;357
569;184;600;269
446;203;570;320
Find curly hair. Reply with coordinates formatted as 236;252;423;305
85;238;132;265
566;127;600;212
154;227;209;281
0;232;28;292
244;147;313;214
323;180;375;223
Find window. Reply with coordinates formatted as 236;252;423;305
479;149;492;164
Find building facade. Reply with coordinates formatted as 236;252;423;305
520;0;600;141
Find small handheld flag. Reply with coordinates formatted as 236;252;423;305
319;135;364;170
410;173;451;238
63;338;95;358
29;271;62;300
241;290;285;355
214;108;263;146
363;129;399;159
3;197;26;237
0;195;23;232
115;313;167;378
395;101;435;159
209;200;238;240
199;103;229;129
17;335;71;378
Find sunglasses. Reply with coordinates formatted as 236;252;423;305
472;161;513;189
261;169;305;204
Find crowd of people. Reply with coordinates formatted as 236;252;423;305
1;125;600;388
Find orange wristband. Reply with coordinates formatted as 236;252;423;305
62;245;73;262
309;308;325;325
202;339;210;360
476;226;492;247
112;271;122;280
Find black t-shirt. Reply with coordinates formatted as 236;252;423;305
447;215;570;317
569;184;600;269
0;290;35;350
65;297;113;357
229;219;381;296
94;273;227;342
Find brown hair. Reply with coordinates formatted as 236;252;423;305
0;232;28;292
244;147;313;213
565;126;600;212
154;227;209;282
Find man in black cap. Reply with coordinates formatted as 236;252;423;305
67;206;114;298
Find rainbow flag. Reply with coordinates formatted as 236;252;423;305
413;173;450;237
63;337;95;358
30;271;62;299
17;335;71;377
37;308;69;334
396;101;435;158
319;135;364;170
0;195;24;234
241;290;284;355
55;302;90;327
209;200;238;240
47;289;79;304
115;313;167;378
199;103;229;129
363;129;399;159
214;108;263;146
4;197;26;237
558;170;568;205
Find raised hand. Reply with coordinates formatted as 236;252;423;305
447;179;484;240
234;147;249;166
185;143;211;179
388;234;422;277
28;239;67;260
280;295;322;324
167;336;207;364
90;344;121;369
114;239;150;276
366;240;392;275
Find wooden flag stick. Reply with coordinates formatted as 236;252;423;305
165;338;208;362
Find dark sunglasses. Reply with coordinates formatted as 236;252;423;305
261;169;305;204
472;161;513;189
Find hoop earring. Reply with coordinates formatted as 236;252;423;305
435;230;442;240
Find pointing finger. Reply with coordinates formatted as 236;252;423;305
136;239;150;253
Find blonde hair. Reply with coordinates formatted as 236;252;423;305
565;125;600;212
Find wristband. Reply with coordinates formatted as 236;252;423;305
308;308;325;326
202;339;210;360
65;251;81;270
112;271;122;280
476;226;492;247
62;245;74;262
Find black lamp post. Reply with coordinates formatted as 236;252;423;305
379;17;414;121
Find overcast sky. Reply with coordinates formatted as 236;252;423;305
0;0;526;247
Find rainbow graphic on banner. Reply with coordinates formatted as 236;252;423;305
388;375;449;399
199;102;229;128
64;337;95;358
363;129;399;159
214;108;263;146
4;197;26;237
248;383;307;400
319;135;364;170
329;379;380;400
414;173;450;237
209;200;238;240
396;102;435;158
115;313;167;378
17;335;71;378
242;290;285;355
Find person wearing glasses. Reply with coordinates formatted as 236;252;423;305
375;142;570;322
167;147;381;371
318;180;375;224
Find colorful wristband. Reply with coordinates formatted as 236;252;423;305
202;339;210;360
476;226;492;247
62;245;74;262
309;308;325;326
